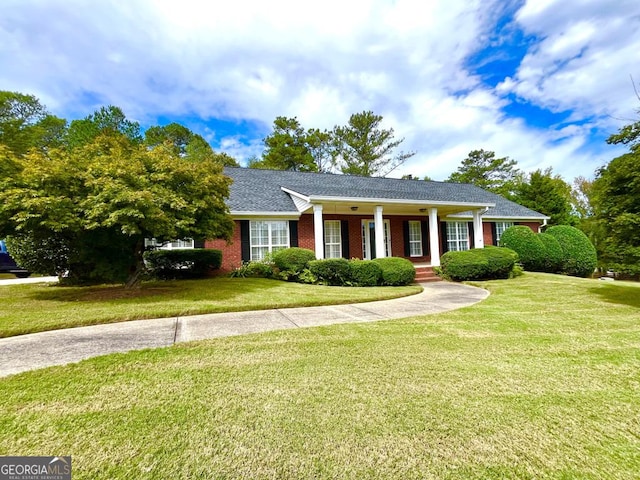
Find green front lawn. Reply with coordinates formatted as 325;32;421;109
1;273;639;479
0;277;421;337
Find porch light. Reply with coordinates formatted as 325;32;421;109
350;206;359;211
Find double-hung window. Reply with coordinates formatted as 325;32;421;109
446;222;469;252
408;221;423;257
324;220;342;259
250;221;289;261
494;221;514;244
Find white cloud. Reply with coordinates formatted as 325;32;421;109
0;0;636;184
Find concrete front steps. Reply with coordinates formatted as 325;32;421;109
415;266;441;283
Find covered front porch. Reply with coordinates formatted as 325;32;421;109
286;191;494;267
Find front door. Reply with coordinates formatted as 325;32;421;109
362;220;391;260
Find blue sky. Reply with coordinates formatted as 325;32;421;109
2;0;639;181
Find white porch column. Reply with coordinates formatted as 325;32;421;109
473;209;484;249
428;207;441;267
313;204;324;259
374;205;386;258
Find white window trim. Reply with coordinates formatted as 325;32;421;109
145;238;194;250
324;220;342;259
361;219;392;259
495;221;514;244
446;221;469;252
408;221;423;257
250;220;290;261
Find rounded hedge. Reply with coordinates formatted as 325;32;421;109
272;247;316;276
537;232;564;273
144;249;222;280
499;225;546;271
372;257;416;286
439;246;519;281
546;225;597;277
348;260;382;286
308;258;351;286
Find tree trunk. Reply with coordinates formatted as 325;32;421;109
124;239;145;289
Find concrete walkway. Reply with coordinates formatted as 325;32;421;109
0;282;488;378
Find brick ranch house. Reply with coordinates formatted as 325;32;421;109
197;167;548;274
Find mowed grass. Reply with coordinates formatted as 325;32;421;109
0;277;421;337
1;273;639;479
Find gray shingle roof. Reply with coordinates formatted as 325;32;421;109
223;167;547;219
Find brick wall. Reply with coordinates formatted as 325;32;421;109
206;216;543;273
205;220;243;273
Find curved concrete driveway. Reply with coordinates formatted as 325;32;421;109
0;282;488;378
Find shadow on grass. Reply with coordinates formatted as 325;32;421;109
28;277;282;303
588;282;640;308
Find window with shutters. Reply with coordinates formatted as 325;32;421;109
250;221;289;261
324;220;342;258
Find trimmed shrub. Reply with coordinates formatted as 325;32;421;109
272;247;317;280
144;249;222;279
230;260;274;278
348;260;383;286
546;225;597;277
537;232;564;273
499;225;546;271
439;246;519;281
372;257;416;286
308;258;351;286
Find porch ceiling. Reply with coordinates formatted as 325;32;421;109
303;201;489;217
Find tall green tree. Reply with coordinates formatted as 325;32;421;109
66;105;142;149
0;91;67;155
253;116;318;172
332;111;414;177
591;149;640;277
144;122;238;166
514;168;577;226
447;149;521;197
0;135;234;287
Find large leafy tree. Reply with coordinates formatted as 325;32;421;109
66;105;143;149
253;116;319;172
332;111;414;177
447;149;521;197
0;135;234;287
514;168;577;226
145;122;238;166
0;91;67;155
591;149;640;277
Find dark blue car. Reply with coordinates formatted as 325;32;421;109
0;240;30;278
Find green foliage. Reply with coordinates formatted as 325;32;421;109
255;116;319;172
308;258;351;286
348;259;383;287
332;111;415;177
499;225;546;271
372;257;416;286
0;134;234;286
591;150;640;274
144;123;238;166
447;149;521;197
514;168;576;226
272;247;316;279
546;225;597;277
439;246;519;281
537;232;564;273
230;260;275;279
66;105;142;149
0;90;67;155
144;249;222;280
